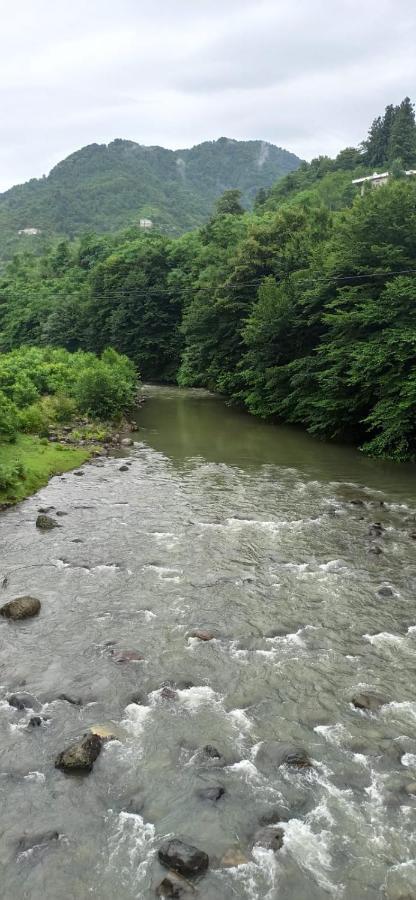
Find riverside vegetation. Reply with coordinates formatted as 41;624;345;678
0;97;415;488
0;346;137;505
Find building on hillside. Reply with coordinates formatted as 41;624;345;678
352;170;416;196
138;218;153;230
18;227;41;235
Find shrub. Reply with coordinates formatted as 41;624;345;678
74;360;135;419
0;391;19;442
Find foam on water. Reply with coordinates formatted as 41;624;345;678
281;817;341;896
106;811;155;886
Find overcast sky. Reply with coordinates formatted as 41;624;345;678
0;0;414;192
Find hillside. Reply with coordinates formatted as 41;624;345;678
0;137;301;262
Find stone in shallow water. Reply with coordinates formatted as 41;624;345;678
196;785;225;802
156;875;195;897
351;692;385;712
160;687;178;701
36;514;60;530
368;522;384;537
119;465;129;472
255;741;312;771
188;629;215;641
220;847;248;867
252;825;284;852
8;692;41;710
27;716;44;728
55;733;102;774
158;840;209;878
17;831;60;855
378;586;394;597
111;649;145;663
0;596;41;620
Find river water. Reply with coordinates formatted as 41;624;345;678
1;385;416;900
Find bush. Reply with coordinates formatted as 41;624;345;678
0;462;26;491
18;402;50;436
74;360;135;419
0;391;19;442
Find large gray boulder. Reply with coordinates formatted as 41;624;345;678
0;596;41;620
36;514;60;530
55;733;102;773
158;839;209;878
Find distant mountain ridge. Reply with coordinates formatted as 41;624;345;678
0;137;301;260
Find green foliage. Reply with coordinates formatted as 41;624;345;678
362;97;416;168
74;358;136;419
0;391;19;441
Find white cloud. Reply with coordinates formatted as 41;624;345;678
0;0;414;190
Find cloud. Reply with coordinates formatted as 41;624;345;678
0;0;415;190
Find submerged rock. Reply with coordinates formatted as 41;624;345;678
196;785;225;802
156;875;196;897
368;544;383;555
119;465;129;472
17;831;60;855
0;596;41;620
8;692;41;711
255;741;312;771
160;687;178;701
111;649;145;663
351;692;385;712
57;693;83;706
378;586;394;597
188;629;215;642
55;733;102;773
252;825;284;852
36;514;60;530
73;471;84;476
158;839;209;878
193;745;226;767
27;716;44;728
368;522;384;538
220;847;248;867
121;437;133;447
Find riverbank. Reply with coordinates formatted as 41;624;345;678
0;434;93;508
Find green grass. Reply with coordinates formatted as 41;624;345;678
0;434;92;506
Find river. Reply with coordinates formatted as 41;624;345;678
1;385;416;899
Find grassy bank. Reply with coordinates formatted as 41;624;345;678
0;434;92;507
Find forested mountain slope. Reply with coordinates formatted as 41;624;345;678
0;137;300;262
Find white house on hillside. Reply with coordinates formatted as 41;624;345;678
352;170;416;195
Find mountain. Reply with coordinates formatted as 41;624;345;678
0;137;301;261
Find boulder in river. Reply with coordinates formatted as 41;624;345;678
351;692;385;712
368;522;384;538
368;544;383;555
36;514;60;530
194;744;226;767
0;596;41;620
73;470;84;476
55;733;102;773
255;741;312;772
119;465;129;472
121;437;133;447
17;831;61;856
220;847;248;867
188;629;215;642
160;686;178;701
196;785;225;802
27;716;44;728
8;692;41;710
252;825;284;852
158;839;209;878
378;586;394;597
156;874;196;897
111;649;145;663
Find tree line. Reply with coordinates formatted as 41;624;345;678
0;100;415;461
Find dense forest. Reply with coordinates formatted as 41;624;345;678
0;138;300;262
1;98;416;461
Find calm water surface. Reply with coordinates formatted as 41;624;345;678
1;385;416;899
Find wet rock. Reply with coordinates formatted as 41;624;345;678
56;511;68;517
36;514;60;530
128;691;148;706
378;586;394;597
38;506;54;514
252;825;284;852
188;629;215;642
8;692;41;711
160;687;178;701
410;531;416;540
196;785;225;802
58;693;83;706
349;499;365;507
17;831;60;855
55;733;102;773
351;692;385;712
111;649;145;663
194;745;226;767
73;470;84;476
119;465;129;472
0;596;41;620
368;544;383;555
27;716;44;728
124;789;145;815
255;741;312;772
220;847;248;867
121;437;133;447
368;522;384;538
89;724;119;741
156;875;196;897
71;538;84;544
158;839;209;879
404;782;416;796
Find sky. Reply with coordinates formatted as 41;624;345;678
0;0;415;192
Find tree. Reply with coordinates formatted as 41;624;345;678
214;190;245;217
388;97;416;168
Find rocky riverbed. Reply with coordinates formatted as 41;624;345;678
1;385;416;899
